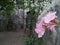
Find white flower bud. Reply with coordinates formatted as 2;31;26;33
31;4;34;7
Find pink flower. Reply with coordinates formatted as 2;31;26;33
35;12;58;38
44;12;57;23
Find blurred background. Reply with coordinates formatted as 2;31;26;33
0;0;60;45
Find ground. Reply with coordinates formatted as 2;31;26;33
0;30;25;45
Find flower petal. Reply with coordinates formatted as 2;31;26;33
44;12;58;23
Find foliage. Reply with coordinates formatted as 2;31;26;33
0;0;49;45
0;0;21;31
24;0;48;45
